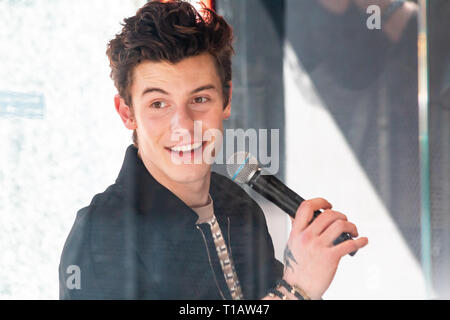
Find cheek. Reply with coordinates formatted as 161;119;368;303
136;113;167;149
199;116;224;137
202;107;225;126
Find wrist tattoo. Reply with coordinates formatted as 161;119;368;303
283;245;298;272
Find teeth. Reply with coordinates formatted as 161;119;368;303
170;142;202;152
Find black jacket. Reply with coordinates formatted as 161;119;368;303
59;145;284;299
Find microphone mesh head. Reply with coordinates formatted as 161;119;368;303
226;151;260;184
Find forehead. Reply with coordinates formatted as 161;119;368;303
131;53;221;94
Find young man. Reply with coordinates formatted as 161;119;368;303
59;0;368;300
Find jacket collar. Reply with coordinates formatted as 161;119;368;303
115;144;202;226
115;145;232;227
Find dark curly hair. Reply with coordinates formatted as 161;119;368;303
106;0;234;147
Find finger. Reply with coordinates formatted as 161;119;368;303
292;198;332;233
308;210;347;236
320;220;358;246
332;237;369;257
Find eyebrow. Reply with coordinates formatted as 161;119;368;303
141;84;217;97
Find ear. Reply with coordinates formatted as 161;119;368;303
114;94;137;130
222;81;232;120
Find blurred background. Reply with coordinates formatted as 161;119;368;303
0;0;449;299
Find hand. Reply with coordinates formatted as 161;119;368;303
283;198;368;300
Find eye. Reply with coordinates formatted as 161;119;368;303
192;97;209;104
150;101;168;109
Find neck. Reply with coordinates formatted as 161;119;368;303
138;152;211;208
164;173;211;208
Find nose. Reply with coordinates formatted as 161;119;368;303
170;104;195;130
170;104;196;143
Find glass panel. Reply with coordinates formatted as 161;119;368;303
283;0;425;298
0;0;147;299
2;0;449;300
428;0;450;299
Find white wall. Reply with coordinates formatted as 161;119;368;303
0;0;147;299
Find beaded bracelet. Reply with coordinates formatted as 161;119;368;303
268;287;287;300
277;279;311;300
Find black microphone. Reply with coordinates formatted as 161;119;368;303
226;152;357;256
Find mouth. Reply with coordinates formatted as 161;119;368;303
165;141;208;159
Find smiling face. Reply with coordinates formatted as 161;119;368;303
116;53;231;186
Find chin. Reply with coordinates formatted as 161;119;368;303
165;164;211;184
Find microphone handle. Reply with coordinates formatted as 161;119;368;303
248;169;357;256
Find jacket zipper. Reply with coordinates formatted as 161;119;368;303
196;225;226;300
227;217;233;258
227;217;243;299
